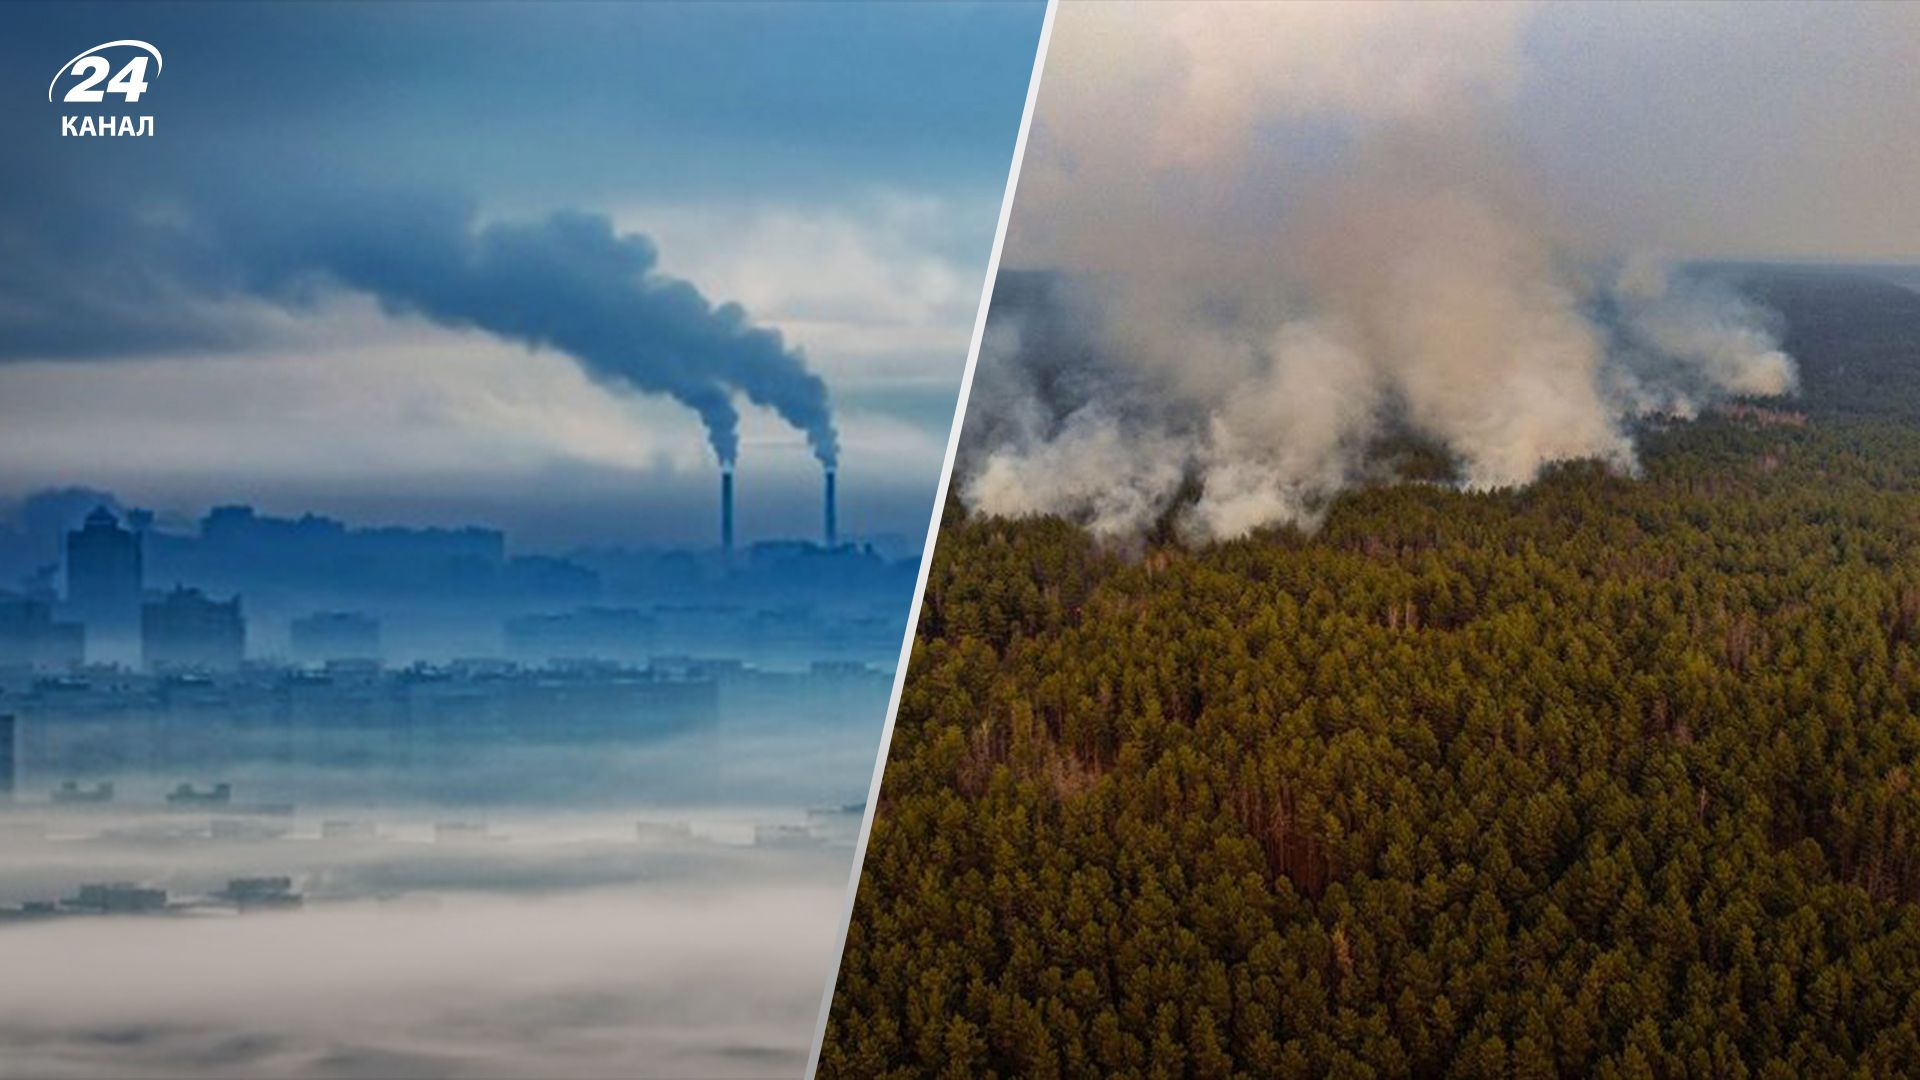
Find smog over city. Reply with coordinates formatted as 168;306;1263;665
0;4;1043;1076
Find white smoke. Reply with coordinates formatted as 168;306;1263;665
967;402;1189;540
964;1;1799;543
1605;255;1798;418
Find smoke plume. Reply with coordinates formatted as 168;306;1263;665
0;186;839;470
236;197;840;470
963;2;1796;543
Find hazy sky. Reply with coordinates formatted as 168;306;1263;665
0;3;1043;551
1010;0;1920;270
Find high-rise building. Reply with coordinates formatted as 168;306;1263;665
0;592;84;670
141;586;245;671
65;506;142;662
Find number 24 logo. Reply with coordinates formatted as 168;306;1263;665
48;40;164;104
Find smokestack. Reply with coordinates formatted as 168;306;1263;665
721;469;734;553
823;469;837;548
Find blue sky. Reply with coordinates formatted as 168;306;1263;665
0;2;1043;551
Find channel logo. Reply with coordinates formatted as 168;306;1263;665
49;39;161;137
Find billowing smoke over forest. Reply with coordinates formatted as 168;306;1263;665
963;3;1795;543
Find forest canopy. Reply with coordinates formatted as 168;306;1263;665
821;270;1920;1079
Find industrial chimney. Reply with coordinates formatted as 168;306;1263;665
823;469;837;548
721;468;735;553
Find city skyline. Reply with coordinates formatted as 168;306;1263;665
3;493;924;671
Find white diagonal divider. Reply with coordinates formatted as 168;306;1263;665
803;1;1061;1074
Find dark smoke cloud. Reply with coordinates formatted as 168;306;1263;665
0;181;838;469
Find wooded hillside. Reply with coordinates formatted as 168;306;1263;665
821;271;1920;1079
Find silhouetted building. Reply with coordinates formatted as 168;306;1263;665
290;611;381;662
65;507;142;662
65;882;167;914
12;659;723;784
51;780;113;804
165;781;232;806
170;505;508;598
0;591;83;670
142;587;245;671
222;876;302;911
